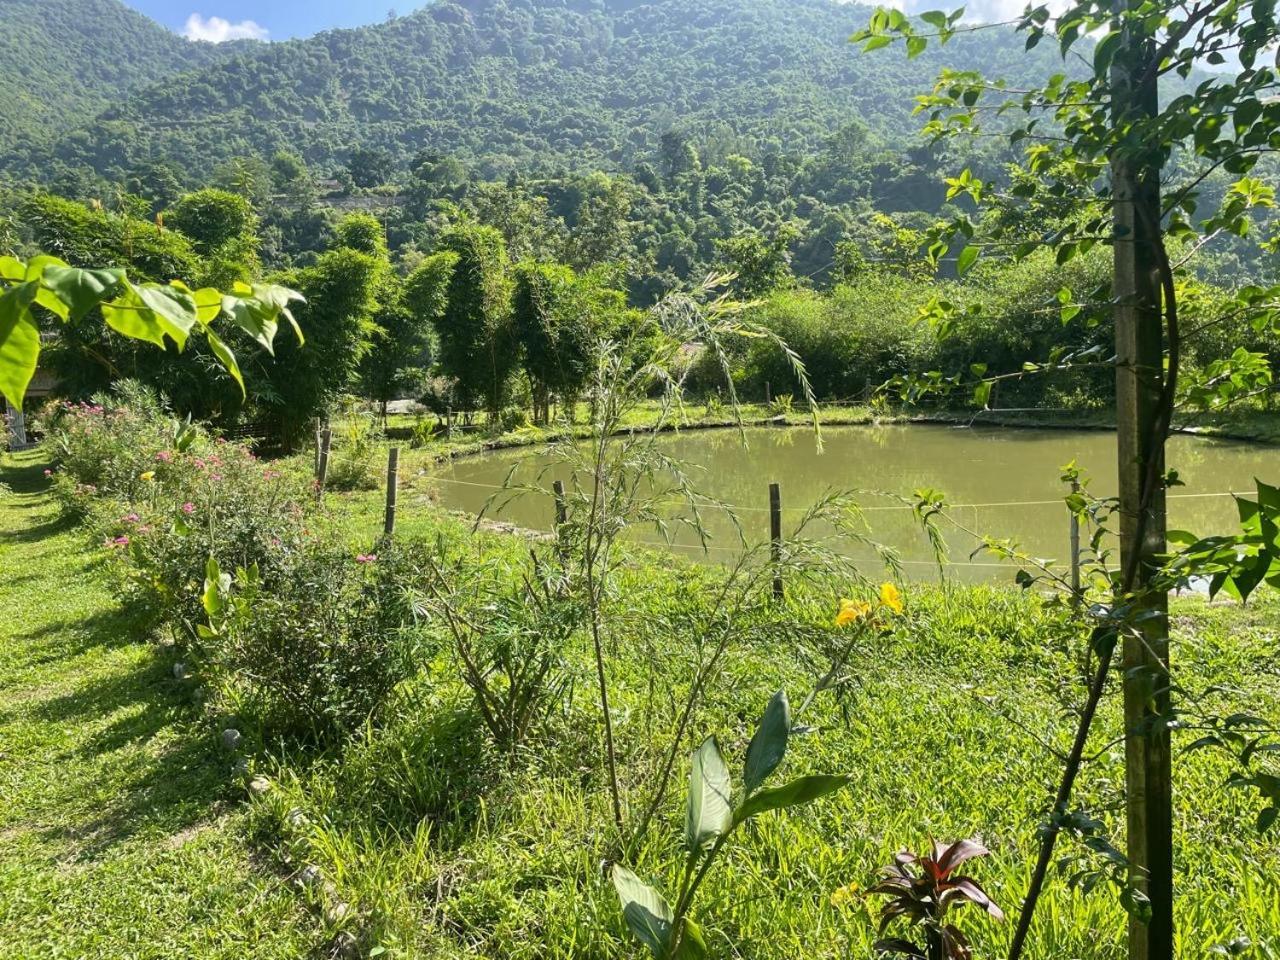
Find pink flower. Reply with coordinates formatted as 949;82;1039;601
111;535;130;547
355;553;377;564
136;525;151;534
123;513;140;524
43;469;53;477
210;473;222;482
155;450;172;463
181;502;195;515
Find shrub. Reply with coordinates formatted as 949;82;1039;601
325;402;383;491
202;541;432;739
99;436;311;634
43;382;313;632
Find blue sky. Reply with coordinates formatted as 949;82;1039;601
125;2;430;42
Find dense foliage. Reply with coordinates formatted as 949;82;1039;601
0;0;241;160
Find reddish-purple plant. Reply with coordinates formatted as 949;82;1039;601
869;839;1004;960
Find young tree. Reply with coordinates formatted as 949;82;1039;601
512;261;597;423
165;188;261;286
855;4;1280;958
715;224;798;298
433;224;517;415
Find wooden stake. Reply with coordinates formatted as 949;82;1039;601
769;482;783;601
315;427;332;502
1069;478;1081;604
552;479;567;560
384;446;400;537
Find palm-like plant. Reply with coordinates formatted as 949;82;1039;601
869;839;1003;960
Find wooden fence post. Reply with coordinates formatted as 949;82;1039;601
769;482;783;601
552;479;567;560
384;446;400;537
1069;478;1081;604
765;381;772;406
315;427;332;503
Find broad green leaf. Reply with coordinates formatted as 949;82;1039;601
204;327;245;397
192;287;223;326
672;917;708;960
0;257;24;282
734;774;851;823
40;264;126;322
253;282;307;345
685;737;733;852
135;283;198;349
744;689;790;794
973;380;993;408
26;254;72;317
101;286;168;348
0;281;41;409
611;865;672;958
222;295;280;354
957;244;979;275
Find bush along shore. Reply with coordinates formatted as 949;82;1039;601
15;377;1280;960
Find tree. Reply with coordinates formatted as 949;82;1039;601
263;243;383;447
433;224;517;415
332;212;390;259
855;4;1280;958
348;148;395;189
715;224;798;298
512;261;597;423
165;188;260;286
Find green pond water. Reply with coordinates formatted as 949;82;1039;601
426;424;1276;582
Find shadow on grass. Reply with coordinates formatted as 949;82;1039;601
29;639;233;861
11;604;154;668
0;455;54;495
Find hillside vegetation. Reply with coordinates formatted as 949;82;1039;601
4;0;1064;184
0;0;242;158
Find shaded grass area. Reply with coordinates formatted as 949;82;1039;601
0;450;317;959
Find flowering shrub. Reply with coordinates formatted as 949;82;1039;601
40;382;179;513
43;382;313;633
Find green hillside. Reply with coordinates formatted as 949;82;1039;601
0;0;244;158
6;0;1065;183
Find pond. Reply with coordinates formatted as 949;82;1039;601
426;424;1276;583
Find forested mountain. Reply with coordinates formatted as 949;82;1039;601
4;0;1065;186
0;0;246;158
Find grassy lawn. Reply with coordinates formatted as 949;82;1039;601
4;425;1280;959
0;450;317;959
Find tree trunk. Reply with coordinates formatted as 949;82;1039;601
1111;7;1173;958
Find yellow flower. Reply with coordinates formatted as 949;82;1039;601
829;882;859;908
140;471;156;482
879;581;904;615
834;598;872;627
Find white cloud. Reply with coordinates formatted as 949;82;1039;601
182;13;269;43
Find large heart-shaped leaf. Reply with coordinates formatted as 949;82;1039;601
744;689;790;794
685;736;733;853
735;774;851;823
40;264;125;322
222;294;281;354
135;283;198;349
101;286;168;348
0;281;41;408
252;282;307;344
611;864;672;959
